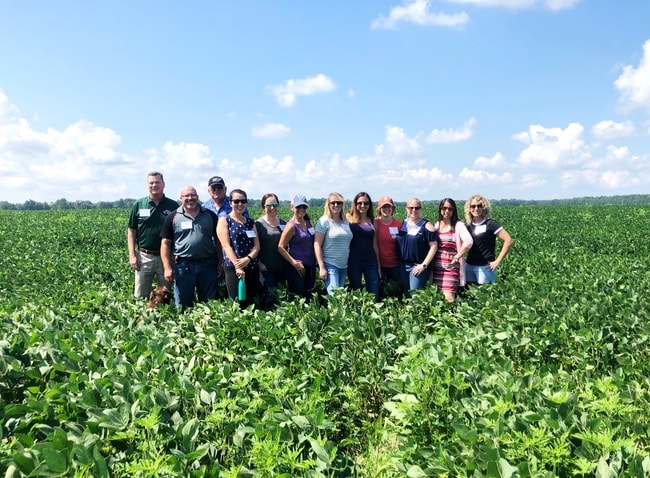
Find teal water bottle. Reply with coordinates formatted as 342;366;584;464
238;277;246;301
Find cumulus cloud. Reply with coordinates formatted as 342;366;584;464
591;120;636;140
376;125;423;157
514;122;590;168
251;123;291;138
473;152;509;169
448;0;579;10
458;167;514;184
371;0;469;30
267;74;336;108
426;118;476;143
615;39;650;113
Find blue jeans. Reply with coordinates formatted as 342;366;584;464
173;257;219;309
348;259;379;300
399;261;430;295
324;262;347;295
464;264;497;284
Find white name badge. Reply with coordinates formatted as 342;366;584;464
245;230;257;238
474;224;487;235
308;227;315;235
279;224;286;231
408;227;420;236
139;208;151;218
181;221;193;230
389;226;399;235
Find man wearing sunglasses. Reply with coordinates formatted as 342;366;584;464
203;176;249;218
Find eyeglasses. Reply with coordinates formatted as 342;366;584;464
407;206;421;210
470;204;483;209
211;185;225;191
330;201;343;206
264;203;279;208
440;206;454;212
356;201;369;206
232;199;248;205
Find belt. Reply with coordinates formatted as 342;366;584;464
139;248;160;256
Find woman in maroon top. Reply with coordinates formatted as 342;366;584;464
373;196;404;297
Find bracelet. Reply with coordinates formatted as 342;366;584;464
247;255;254;261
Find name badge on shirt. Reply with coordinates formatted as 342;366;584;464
278;224;286;231
246;230;257;238
407;227;420;236
181;221;192;230
308;227;315;235
389;226;399;235
474;224;487;235
139;208;151;218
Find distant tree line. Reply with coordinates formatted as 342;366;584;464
1;194;649;211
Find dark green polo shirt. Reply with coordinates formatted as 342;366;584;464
128;195;179;251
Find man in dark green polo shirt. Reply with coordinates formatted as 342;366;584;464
127;171;180;298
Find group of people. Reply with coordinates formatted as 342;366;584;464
127;171;512;310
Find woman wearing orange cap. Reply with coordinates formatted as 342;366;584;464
374;196;403;297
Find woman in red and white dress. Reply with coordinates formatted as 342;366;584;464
431;198;473;302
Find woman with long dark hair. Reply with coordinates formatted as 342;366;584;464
431;198;473;302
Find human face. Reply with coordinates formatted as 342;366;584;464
180;187;199;211
147;175;164;198
294;204;307;219
380;203;394;218
264;197;279;215
231;193;248;212
469;201;484;220
355;196;370;214
208;183;226;202
406;201;422;220
440;202;454;219
328;197;343;216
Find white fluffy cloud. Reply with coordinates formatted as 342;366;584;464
591;120;636;140
267;74;336;108
251;123;291;138
615;39;650;113
514;123;590;168
426;118;476;143
371;0;469;30
473;152;509;169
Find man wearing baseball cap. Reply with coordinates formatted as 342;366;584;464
203;176;248;218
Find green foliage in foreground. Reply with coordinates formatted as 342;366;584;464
1;206;650;477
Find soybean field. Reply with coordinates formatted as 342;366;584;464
1;205;649;477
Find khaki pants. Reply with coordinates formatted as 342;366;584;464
134;251;171;298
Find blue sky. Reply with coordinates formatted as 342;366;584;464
1;0;649;204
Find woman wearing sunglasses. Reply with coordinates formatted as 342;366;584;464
346;192;380;301
432;198;473;302
217;189;260;308
314;192;353;295
255;193;287;309
396;197;438;295
463;194;513;285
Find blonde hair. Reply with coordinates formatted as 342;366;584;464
324;192;345;221
464;194;491;223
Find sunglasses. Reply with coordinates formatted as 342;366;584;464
470;204;483;209
407;206;421;210
211;185;225;191
232;199;248;205
330;201;343;206
440;206;454;212
356;201;370;206
264;203;279;208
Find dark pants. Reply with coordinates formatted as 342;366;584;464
173;256;219;309
286;264;316;301
348;259;380;301
224;265;260;309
